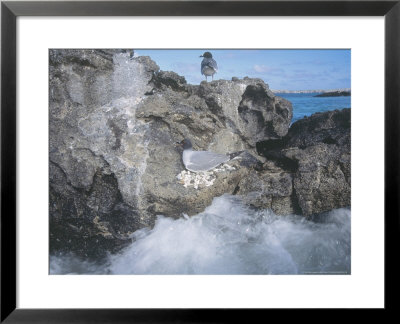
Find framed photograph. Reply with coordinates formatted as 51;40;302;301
1;0;398;322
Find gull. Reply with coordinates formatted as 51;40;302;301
200;51;218;82
176;139;242;172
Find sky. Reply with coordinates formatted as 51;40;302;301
135;49;350;91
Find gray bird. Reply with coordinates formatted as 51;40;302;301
200;52;218;82
176;139;242;172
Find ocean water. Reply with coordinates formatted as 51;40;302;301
50;195;350;275
276;93;351;123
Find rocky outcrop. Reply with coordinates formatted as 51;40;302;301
314;91;351;97
257;109;351;216
49;49;350;258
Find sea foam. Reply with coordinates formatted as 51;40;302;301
50;194;350;275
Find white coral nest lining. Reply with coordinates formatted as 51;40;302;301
176;164;236;189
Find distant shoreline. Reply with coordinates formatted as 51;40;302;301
272;88;351;94
314;91;351;97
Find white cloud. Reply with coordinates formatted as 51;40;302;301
253;64;271;73
253;65;285;75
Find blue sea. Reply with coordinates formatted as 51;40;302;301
275;93;351;123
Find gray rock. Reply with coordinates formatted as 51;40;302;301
257;109;351;216
237;165;296;215
49;161;141;260
153;70;187;92
285;108;351;149
192;79;292;147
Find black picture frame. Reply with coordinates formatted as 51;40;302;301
1;0;399;322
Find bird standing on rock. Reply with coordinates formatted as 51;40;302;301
176;139;243;172
200;52;218;82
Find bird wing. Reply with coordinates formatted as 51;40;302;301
185;150;229;172
207;58;218;72
201;58;218;73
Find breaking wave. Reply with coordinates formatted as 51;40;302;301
50;194;350;275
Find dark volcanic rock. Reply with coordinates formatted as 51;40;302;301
153;70;187;92
257;109;351;216
314;91;351;97
49;161;141;259
286;108;351;148
192;78;292;147
236;160;298;215
283;109;351;215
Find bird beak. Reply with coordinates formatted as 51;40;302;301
199;55;203;57
175;141;183;147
